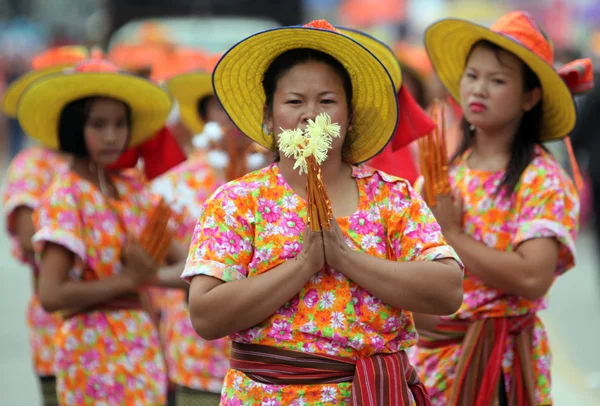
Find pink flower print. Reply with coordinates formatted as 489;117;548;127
107;382;125;404
57;210;78;231
383;314;401;332
259;198;281;223
467;177;480;194
281;212;304;236
331;332;350;347
365;178;380;200
349;212;373;235
261;397;281;406
370;335;386;352
278;295;299;317
351;287;365;316
85;375;108;400
304;289;319;308
222;395;243;406
282;241;302;258
80;349;102;369
267;320;293;343
219;230;242;255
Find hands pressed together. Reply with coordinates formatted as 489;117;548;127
298;218;354;275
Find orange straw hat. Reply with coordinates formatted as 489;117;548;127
425;11;576;141
2;45;89;117
17;51;172;150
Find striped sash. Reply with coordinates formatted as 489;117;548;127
417;315;537;406
231;342;431;405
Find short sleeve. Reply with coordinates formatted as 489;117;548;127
181;184;255;283
513;174;578;275
387;180;463;268
2;153;50;235
32;184;86;273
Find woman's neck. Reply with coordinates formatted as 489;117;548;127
469;123;519;171
71;157;117;198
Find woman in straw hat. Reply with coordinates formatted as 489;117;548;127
182;20;464;405
1;45;89;406
17;56;189;405
410;11;581;406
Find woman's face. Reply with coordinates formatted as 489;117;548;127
265;60;351;161
84;98;130;166
459;44;540;132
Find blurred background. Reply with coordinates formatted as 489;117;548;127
1;0;599;404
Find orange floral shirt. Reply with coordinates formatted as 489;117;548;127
183;163;461;405
2;147;69;376
410;147;579;405
33;171;167;405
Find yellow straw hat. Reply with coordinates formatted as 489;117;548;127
17;56;172;150
425;11;576;141
212;19;398;164
2;46;89;117
337;27;402;91
166;71;213;134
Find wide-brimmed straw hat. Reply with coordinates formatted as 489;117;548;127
425;10;576;141
212;19;398;164
17;56;172;149
2;46;89;117
166;71;213;134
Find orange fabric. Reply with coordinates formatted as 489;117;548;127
31;46;88;70
490;11;553;64
558;58;595;95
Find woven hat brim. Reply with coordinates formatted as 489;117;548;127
213;26;398;164
17;72;172;150
337;27;402;90
2;65;69;117
166;72;213;134
425;19;576;141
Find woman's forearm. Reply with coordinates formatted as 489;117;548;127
446;232;557;300
189;255;316;340
338;251;463;315
39;273;135;313
155;261;188;289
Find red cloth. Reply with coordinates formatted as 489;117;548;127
369;146;419;184
107;126;187;180
368;87;435;183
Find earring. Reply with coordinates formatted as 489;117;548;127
262;122;272;136
469;123;476;132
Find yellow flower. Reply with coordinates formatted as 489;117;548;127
314;112;341;138
277;113;340;175
277;128;305;159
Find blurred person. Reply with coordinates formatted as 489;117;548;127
184;20;463;405
1;45;89;406
151;64;272;406
410;11;581;406
339;28;435;185
18;55;188;405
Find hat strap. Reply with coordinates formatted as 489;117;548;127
564;136;584;192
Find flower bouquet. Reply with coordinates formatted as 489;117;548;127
278;113;341;231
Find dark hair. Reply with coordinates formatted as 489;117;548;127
58;97;132;158
196;95;214;123
262;48;354;162
452;40;544;197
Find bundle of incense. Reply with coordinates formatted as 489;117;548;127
417;100;451;206
139;197;174;264
278;112;340;231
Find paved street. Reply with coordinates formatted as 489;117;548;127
1;165;599;405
